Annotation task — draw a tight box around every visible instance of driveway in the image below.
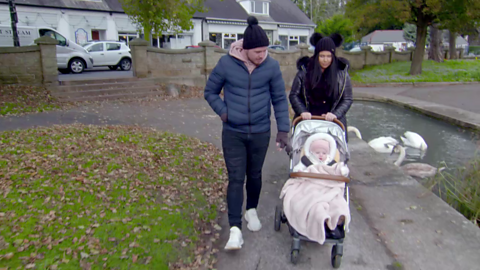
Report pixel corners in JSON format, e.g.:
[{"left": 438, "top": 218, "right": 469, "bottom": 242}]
[{"left": 58, "top": 67, "right": 133, "bottom": 82}]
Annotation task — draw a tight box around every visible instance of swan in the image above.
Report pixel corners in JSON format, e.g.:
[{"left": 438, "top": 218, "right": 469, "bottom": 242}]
[
  {"left": 368, "top": 136, "right": 399, "bottom": 153},
  {"left": 392, "top": 145, "right": 444, "bottom": 178},
  {"left": 347, "top": 126, "right": 362, "bottom": 139},
  {"left": 400, "top": 131, "right": 428, "bottom": 150}
]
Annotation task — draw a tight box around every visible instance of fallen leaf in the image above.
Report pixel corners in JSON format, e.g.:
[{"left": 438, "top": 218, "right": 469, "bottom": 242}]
[
  {"left": 132, "top": 254, "right": 138, "bottom": 263},
  {"left": 50, "top": 265, "right": 58, "bottom": 270},
  {"left": 80, "top": 252, "right": 89, "bottom": 259},
  {"left": 25, "top": 264, "right": 35, "bottom": 269},
  {"left": 4, "top": 252, "right": 14, "bottom": 260},
  {"left": 153, "top": 239, "right": 160, "bottom": 243}
]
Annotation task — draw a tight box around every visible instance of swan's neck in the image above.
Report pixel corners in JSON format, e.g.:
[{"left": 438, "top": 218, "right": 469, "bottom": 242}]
[
  {"left": 394, "top": 146, "right": 406, "bottom": 166},
  {"left": 348, "top": 127, "right": 362, "bottom": 139}
]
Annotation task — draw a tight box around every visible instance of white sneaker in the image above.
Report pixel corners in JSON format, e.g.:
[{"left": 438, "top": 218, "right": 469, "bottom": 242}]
[
  {"left": 245, "top": 208, "right": 262, "bottom": 232},
  {"left": 224, "top": 226, "right": 243, "bottom": 250}
]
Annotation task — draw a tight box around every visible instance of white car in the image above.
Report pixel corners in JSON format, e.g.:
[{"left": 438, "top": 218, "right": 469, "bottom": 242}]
[{"left": 83, "top": 41, "right": 132, "bottom": 71}]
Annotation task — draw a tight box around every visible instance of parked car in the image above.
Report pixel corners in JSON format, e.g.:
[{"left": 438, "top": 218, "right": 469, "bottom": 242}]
[
  {"left": 0, "top": 25, "right": 93, "bottom": 74},
  {"left": 268, "top": 45, "right": 286, "bottom": 51},
  {"left": 83, "top": 41, "right": 132, "bottom": 71}
]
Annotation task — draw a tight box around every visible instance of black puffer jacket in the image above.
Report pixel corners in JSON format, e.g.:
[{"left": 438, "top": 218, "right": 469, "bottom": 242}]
[{"left": 289, "top": 56, "right": 353, "bottom": 129}]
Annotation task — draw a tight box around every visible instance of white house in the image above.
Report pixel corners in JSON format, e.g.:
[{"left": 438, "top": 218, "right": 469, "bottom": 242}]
[
  {"left": 361, "top": 30, "right": 414, "bottom": 52},
  {"left": 0, "top": 0, "right": 315, "bottom": 50}
]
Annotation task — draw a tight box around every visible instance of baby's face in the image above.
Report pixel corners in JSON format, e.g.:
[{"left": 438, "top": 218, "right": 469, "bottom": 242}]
[{"left": 310, "top": 140, "right": 329, "bottom": 161}]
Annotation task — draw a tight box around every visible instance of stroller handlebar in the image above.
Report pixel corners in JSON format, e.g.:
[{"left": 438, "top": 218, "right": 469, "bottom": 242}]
[
  {"left": 292, "top": 116, "right": 345, "bottom": 131},
  {"left": 290, "top": 172, "right": 350, "bottom": 183}
]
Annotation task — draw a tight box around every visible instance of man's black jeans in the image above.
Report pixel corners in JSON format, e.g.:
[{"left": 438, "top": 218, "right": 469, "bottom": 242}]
[{"left": 222, "top": 129, "right": 270, "bottom": 229}]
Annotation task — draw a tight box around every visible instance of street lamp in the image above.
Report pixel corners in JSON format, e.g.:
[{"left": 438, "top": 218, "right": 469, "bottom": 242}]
[{"left": 8, "top": 0, "right": 20, "bottom": 47}]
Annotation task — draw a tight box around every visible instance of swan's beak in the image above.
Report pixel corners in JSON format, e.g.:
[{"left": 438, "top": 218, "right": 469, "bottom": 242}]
[{"left": 390, "top": 144, "right": 398, "bottom": 156}]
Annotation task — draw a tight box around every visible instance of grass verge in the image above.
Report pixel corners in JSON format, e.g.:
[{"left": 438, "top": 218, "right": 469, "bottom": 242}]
[
  {"left": 0, "top": 85, "right": 67, "bottom": 116},
  {"left": 0, "top": 124, "right": 226, "bottom": 269},
  {"left": 351, "top": 59, "right": 480, "bottom": 83},
  {"left": 428, "top": 157, "right": 480, "bottom": 226}
]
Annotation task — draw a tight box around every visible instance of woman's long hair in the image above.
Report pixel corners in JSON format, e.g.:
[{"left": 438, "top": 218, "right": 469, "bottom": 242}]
[{"left": 305, "top": 54, "right": 338, "bottom": 100}]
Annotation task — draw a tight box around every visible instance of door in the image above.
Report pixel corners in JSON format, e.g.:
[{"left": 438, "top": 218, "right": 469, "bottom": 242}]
[
  {"left": 91, "top": 30, "right": 100, "bottom": 41},
  {"left": 104, "top": 43, "right": 122, "bottom": 65},
  {"left": 87, "top": 43, "right": 105, "bottom": 66},
  {"left": 39, "top": 28, "right": 70, "bottom": 68}
]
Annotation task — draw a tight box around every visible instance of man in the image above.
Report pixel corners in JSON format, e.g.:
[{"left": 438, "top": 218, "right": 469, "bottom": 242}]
[{"left": 204, "top": 16, "right": 290, "bottom": 250}]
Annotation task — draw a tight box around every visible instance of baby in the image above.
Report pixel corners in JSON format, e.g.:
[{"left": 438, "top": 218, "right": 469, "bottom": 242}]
[{"left": 293, "top": 133, "right": 349, "bottom": 177}]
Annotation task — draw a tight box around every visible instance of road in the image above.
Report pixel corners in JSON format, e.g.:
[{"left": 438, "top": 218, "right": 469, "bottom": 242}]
[{"left": 58, "top": 67, "right": 133, "bottom": 82}]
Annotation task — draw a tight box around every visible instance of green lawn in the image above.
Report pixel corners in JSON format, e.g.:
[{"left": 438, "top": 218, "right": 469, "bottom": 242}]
[
  {"left": 351, "top": 59, "right": 480, "bottom": 83},
  {"left": 0, "top": 125, "right": 226, "bottom": 269}
]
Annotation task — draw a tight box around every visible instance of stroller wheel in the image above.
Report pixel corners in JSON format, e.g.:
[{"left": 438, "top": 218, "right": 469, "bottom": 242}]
[
  {"left": 290, "top": 249, "right": 299, "bottom": 264},
  {"left": 274, "top": 205, "right": 282, "bottom": 231},
  {"left": 331, "top": 245, "right": 342, "bottom": 268}
]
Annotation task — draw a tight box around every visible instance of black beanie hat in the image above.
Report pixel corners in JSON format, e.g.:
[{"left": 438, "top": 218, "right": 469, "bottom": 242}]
[
  {"left": 310, "top": 32, "right": 344, "bottom": 55},
  {"left": 243, "top": 16, "right": 270, "bottom": 50}
]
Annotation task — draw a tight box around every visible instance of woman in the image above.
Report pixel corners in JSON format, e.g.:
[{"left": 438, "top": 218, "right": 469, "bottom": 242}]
[{"left": 289, "top": 33, "right": 353, "bottom": 136}]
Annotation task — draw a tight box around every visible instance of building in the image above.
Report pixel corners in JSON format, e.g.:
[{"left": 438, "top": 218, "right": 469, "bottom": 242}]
[
  {"left": 0, "top": 0, "right": 315, "bottom": 50},
  {"left": 361, "top": 30, "right": 414, "bottom": 52},
  {"left": 361, "top": 29, "right": 469, "bottom": 52}
]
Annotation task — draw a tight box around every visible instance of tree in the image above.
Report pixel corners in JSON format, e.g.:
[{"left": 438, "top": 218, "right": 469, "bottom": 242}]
[
  {"left": 435, "top": 0, "right": 480, "bottom": 59},
  {"left": 316, "top": 14, "right": 355, "bottom": 44},
  {"left": 119, "top": 0, "right": 206, "bottom": 42},
  {"left": 428, "top": 23, "right": 444, "bottom": 62},
  {"left": 403, "top": 23, "right": 431, "bottom": 46}
]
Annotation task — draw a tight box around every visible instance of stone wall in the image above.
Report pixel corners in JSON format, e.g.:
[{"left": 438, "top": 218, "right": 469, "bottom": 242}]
[
  {"left": 129, "top": 39, "right": 467, "bottom": 89},
  {"left": 0, "top": 46, "right": 42, "bottom": 84},
  {"left": 0, "top": 36, "right": 58, "bottom": 85}
]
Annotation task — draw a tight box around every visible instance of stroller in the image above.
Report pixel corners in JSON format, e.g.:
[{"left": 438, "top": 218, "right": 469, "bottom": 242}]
[{"left": 274, "top": 116, "right": 350, "bottom": 268}]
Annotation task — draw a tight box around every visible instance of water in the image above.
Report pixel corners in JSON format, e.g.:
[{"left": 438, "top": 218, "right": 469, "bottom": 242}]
[{"left": 346, "top": 101, "right": 479, "bottom": 170}]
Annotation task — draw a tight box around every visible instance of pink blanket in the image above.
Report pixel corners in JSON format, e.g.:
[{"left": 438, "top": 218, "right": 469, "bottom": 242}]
[{"left": 280, "top": 163, "right": 351, "bottom": 244}]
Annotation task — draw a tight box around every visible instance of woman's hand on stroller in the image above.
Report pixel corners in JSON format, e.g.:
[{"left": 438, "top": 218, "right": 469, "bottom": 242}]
[
  {"left": 276, "top": 132, "right": 292, "bottom": 154},
  {"left": 301, "top": 112, "right": 312, "bottom": 120},
  {"left": 325, "top": 112, "right": 337, "bottom": 122}
]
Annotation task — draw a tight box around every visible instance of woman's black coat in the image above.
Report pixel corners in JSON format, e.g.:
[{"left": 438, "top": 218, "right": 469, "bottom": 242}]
[{"left": 289, "top": 56, "right": 353, "bottom": 129}]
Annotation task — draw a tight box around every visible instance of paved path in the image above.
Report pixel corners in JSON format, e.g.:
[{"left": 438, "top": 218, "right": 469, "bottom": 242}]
[{"left": 1, "top": 90, "right": 479, "bottom": 269}]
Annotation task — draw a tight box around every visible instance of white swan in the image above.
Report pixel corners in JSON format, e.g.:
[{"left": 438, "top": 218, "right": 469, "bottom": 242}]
[
  {"left": 347, "top": 126, "right": 362, "bottom": 139},
  {"left": 400, "top": 131, "right": 428, "bottom": 150},
  {"left": 368, "top": 136, "right": 399, "bottom": 153},
  {"left": 392, "top": 145, "right": 444, "bottom": 178}
]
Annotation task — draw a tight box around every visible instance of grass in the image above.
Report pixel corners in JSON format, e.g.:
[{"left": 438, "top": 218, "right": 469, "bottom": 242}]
[
  {"left": 350, "top": 59, "right": 480, "bottom": 83},
  {"left": 0, "top": 85, "right": 65, "bottom": 116},
  {"left": 428, "top": 157, "right": 480, "bottom": 226},
  {"left": 0, "top": 125, "right": 226, "bottom": 269}
]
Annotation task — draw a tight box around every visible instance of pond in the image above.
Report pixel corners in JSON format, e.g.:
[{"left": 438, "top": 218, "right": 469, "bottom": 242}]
[{"left": 346, "top": 101, "right": 479, "bottom": 170}]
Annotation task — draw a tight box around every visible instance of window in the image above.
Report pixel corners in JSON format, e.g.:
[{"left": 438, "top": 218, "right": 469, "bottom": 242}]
[
  {"left": 251, "top": 1, "right": 268, "bottom": 14},
  {"left": 39, "top": 29, "right": 67, "bottom": 46},
  {"left": 118, "top": 32, "right": 138, "bottom": 46},
  {"left": 209, "top": 33, "right": 222, "bottom": 47},
  {"left": 55, "top": 33, "right": 67, "bottom": 47},
  {"left": 300, "top": 36, "right": 308, "bottom": 45},
  {"left": 289, "top": 36, "right": 300, "bottom": 49},
  {"left": 279, "top": 35, "right": 288, "bottom": 49},
  {"left": 106, "top": 43, "right": 121, "bottom": 51},
  {"left": 88, "top": 43, "right": 104, "bottom": 52}
]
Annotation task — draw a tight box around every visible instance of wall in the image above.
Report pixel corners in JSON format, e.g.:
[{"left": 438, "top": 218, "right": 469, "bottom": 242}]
[
  {"left": 0, "top": 46, "right": 42, "bottom": 84},
  {"left": 0, "top": 37, "right": 58, "bottom": 85},
  {"left": 130, "top": 39, "right": 468, "bottom": 89}
]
